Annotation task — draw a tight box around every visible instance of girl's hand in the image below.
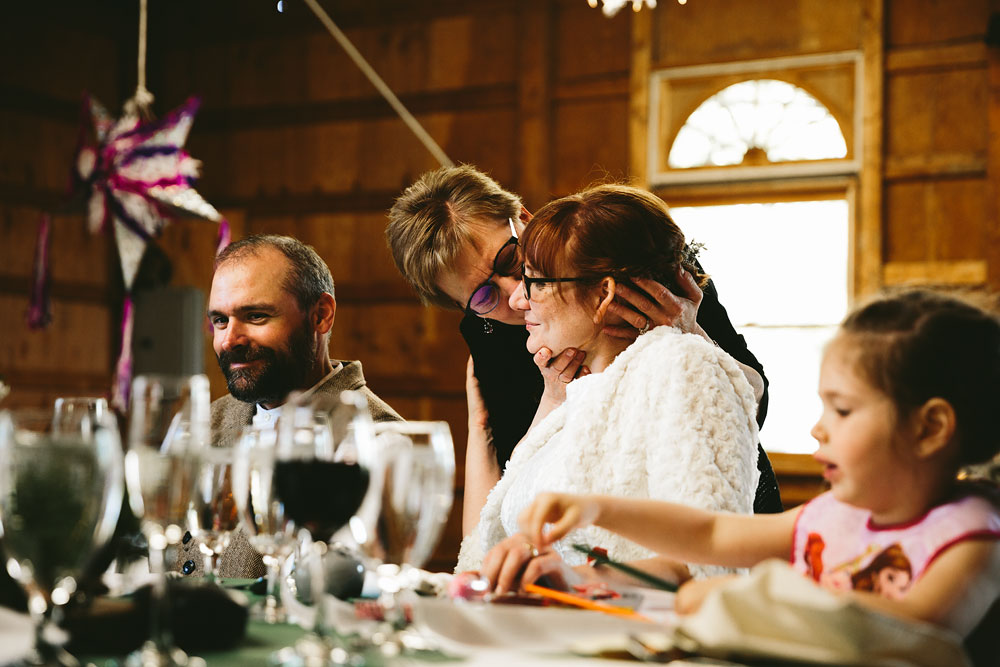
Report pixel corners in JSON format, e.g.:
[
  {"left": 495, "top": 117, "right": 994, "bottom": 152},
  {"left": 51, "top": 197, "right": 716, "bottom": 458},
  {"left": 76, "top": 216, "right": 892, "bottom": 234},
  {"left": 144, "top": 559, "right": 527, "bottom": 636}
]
[
  {"left": 674, "top": 574, "right": 739, "bottom": 615},
  {"left": 518, "top": 492, "right": 600, "bottom": 548},
  {"left": 535, "top": 347, "right": 589, "bottom": 403},
  {"left": 604, "top": 269, "right": 706, "bottom": 341},
  {"left": 480, "top": 533, "right": 573, "bottom": 595}
]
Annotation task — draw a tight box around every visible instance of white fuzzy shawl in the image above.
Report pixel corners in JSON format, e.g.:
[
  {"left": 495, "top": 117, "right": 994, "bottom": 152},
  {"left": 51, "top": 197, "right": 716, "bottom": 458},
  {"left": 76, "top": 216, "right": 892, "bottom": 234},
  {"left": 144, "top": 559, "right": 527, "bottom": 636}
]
[{"left": 456, "top": 326, "right": 760, "bottom": 579}]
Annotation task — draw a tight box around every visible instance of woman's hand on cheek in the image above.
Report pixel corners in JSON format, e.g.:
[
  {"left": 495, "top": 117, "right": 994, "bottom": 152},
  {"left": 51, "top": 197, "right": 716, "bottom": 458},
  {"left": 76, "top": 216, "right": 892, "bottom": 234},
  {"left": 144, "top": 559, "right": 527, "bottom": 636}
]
[
  {"left": 535, "top": 347, "right": 589, "bottom": 401},
  {"left": 674, "top": 574, "right": 739, "bottom": 615},
  {"left": 603, "top": 269, "right": 706, "bottom": 340}
]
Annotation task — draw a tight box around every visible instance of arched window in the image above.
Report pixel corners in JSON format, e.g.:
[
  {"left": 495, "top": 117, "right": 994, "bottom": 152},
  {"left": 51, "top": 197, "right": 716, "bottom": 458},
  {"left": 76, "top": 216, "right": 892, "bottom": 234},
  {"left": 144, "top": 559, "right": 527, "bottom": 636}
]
[{"left": 668, "top": 79, "right": 847, "bottom": 169}]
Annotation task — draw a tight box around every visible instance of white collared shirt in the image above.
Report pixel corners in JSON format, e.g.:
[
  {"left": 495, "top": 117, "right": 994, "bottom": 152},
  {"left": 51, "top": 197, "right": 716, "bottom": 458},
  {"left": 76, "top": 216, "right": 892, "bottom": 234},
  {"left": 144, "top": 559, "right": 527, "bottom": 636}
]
[{"left": 250, "top": 362, "right": 344, "bottom": 429}]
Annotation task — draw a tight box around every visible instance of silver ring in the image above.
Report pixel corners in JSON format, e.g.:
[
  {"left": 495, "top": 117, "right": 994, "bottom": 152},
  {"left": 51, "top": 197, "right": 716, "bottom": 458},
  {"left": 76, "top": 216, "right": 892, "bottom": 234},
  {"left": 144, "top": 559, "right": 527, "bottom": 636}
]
[{"left": 639, "top": 318, "right": 651, "bottom": 335}]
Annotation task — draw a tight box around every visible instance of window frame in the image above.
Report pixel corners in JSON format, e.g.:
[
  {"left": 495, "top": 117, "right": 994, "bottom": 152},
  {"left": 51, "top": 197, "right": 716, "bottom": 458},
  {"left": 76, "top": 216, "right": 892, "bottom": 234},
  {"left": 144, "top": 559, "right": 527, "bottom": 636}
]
[{"left": 647, "top": 51, "right": 864, "bottom": 187}]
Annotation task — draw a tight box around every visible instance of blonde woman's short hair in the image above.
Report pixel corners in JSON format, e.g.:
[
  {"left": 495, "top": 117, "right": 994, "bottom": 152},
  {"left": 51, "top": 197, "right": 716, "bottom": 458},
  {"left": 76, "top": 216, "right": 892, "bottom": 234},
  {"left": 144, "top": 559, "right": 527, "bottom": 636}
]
[{"left": 386, "top": 165, "right": 522, "bottom": 309}]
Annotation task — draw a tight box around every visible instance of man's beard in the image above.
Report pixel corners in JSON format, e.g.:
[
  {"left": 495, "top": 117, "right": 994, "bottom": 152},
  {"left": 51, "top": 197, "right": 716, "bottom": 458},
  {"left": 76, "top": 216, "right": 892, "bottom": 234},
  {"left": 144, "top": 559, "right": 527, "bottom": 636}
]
[{"left": 217, "top": 323, "right": 317, "bottom": 405}]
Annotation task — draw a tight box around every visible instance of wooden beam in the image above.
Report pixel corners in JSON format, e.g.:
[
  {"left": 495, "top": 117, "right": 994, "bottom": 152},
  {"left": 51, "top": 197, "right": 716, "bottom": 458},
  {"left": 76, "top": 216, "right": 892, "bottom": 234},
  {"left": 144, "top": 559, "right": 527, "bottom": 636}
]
[
  {"left": 857, "top": 0, "right": 885, "bottom": 299},
  {"left": 882, "top": 260, "right": 988, "bottom": 286},
  {"left": 0, "top": 275, "right": 111, "bottom": 305},
  {"left": 215, "top": 189, "right": 400, "bottom": 216},
  {"left": 886, "top": 41, "right": 988, "bottom": 73},
  {"left": 655, "top": 176, "right": 851, "bottom": 208},
  {"left": 196, "top": 85, "right": 517, "bottom": 132},
  {"left": 333, "top": 281, "right": 420, "bottom": 305},
  {"left": 2, "top": 369, "right": 111, "bottom": 394},
  {"left": 552, "top": 74, "right": 630, "bottom": 103},
  {"left": 629, "top": 7, "right": 653, "bottom": 186},
  {"left": 884, "top": 154, "right": 987, "bottom": 181}
]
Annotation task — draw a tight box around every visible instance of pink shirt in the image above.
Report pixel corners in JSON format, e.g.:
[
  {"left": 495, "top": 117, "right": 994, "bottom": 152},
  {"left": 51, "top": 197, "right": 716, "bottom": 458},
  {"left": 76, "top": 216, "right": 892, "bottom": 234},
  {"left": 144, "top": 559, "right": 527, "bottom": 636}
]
[{"left": 791, "top": 489, "right": 1000, "bottom": 599}]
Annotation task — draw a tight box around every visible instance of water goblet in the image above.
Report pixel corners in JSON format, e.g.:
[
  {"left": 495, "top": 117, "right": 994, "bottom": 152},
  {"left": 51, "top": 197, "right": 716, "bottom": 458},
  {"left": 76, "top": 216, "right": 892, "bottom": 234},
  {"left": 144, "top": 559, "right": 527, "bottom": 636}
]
[
  {"left": 0, "top": 406, "right": 123, "bottom": 666},
  {"left": 231, "top": 424, "right": 296, "bottom": 622},
  {"left": 269, "top": 390, "right": 375, "bottom": 666},
  {"left": 53, "top": 397, "right": 111, "bottom": 426},
  {"left": 190, "top": 444, "right": 240, "bottom": 583},
  {"left": 124, "top": 374, "right": 209, "bottom": 667},
  {"left": 351, "top": 421, "right": 455, "bottom": 628}
]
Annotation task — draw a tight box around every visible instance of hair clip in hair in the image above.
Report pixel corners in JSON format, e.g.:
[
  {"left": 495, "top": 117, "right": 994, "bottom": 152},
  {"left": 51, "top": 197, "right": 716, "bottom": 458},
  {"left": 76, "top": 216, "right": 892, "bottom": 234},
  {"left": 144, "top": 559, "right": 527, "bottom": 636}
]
[{"left": 482, "top": 319, "right": 493, "bottom": 334}]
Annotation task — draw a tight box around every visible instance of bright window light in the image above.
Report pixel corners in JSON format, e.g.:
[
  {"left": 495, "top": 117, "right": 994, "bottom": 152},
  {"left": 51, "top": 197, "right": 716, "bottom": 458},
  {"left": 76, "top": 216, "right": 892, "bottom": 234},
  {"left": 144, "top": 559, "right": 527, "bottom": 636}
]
[{"left": 671, "top": 201, "right": 849, "bottom": 454}]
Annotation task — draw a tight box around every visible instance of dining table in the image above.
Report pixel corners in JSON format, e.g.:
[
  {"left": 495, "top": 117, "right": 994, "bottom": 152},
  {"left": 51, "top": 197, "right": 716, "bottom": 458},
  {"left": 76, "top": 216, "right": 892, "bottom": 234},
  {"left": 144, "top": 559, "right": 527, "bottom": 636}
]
[{"left": 61, "top": 577, "right": 706, "bottom": 667}]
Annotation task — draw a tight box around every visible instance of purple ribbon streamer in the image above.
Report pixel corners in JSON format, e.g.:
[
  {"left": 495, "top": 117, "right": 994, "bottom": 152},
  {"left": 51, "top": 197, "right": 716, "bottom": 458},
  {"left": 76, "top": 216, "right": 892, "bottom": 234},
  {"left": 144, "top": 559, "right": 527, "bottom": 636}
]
[
  {"left": 111, "top": 295, "right": 135, "bottom": 412},
  {"left": 27, "top": 214, "right": 53, "bottom": 330}
]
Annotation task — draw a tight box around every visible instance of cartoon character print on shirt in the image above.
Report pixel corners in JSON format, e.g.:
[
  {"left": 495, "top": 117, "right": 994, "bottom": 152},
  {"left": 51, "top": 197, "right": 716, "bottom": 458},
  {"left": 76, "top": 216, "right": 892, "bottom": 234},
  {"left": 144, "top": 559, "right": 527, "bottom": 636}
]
[{"left": 802, "top": 534, "right": 914, "bottom": 600}]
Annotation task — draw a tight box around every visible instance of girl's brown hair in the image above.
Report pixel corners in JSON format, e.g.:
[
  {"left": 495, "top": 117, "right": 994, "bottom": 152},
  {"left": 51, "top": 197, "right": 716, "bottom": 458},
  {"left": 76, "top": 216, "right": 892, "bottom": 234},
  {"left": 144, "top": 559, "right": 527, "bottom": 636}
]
[{"left": 841, "top": 290, "right": 1000, "bottom": 466}]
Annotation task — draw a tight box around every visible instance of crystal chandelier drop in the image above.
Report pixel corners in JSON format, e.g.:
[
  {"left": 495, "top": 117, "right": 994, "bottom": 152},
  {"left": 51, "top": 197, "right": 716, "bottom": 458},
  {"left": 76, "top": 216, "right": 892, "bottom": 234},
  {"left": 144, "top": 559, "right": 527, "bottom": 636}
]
[{"left": 587, "top": 0, "right": 662, "bottom": 17}]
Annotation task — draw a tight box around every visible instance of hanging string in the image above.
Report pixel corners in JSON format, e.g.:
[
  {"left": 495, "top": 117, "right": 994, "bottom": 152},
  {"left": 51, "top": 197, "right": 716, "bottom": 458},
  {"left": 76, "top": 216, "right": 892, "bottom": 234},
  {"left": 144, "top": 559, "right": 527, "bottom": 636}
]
[
  {"left": 302, "top": 0, "right": 454, "bottom": 168},
  {"left": 125, "top": 0, "right": 155, "bottom": 117}
]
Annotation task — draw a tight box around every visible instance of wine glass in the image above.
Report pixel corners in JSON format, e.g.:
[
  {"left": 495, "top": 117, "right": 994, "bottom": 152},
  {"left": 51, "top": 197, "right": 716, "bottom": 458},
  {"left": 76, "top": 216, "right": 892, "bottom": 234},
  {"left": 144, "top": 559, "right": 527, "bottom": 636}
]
[
  {"left": 0, "top": 406, "right": 123, "bottom": 666},
  {"left": 53, "top": 397, "right": 111, "bottom": 425},
  {"left": 269, "top": 390, "right": 376, "bottom": 666},
  {"left": 350, "top": 421, "right": 455, "bottom": 627},
  {"left": 190, "top": 444, "right": 240, "bottom": 583},
  {"left": 231, "top": 424, "right": 295, "bottom": 622},
  {"left": 124, "top": 374, "right": 209, "bottom": 667}
]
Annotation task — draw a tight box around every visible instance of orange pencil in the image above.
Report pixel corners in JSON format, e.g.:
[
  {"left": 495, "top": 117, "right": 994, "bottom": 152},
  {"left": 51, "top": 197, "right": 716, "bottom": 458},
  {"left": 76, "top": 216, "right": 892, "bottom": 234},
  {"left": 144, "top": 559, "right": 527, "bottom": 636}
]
[{"left": 524, "top": 583, "right": 653, "bottom": 622}]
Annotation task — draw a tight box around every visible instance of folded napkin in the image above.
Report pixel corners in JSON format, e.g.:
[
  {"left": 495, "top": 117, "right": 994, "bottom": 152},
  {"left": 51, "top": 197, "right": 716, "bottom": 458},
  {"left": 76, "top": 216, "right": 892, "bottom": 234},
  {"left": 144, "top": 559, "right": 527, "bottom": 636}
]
[{"left": 674, "top": 559, "right": 969, "bottom": 667}]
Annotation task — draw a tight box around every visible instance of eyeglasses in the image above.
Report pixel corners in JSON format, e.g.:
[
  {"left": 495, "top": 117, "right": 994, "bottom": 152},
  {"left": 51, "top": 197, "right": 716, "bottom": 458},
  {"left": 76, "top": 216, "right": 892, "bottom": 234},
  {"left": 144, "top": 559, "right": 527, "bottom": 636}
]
[
  {"left": 464, "top": 218, "right": 521, "bottom": 316},
  {"left": 520, "top": 264, "right": 592, "bottom": 301}
]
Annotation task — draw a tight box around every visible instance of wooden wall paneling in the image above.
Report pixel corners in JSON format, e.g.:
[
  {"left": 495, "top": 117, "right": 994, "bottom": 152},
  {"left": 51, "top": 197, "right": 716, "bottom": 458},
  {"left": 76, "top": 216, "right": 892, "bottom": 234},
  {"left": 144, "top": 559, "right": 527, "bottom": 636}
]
[
  {"left": 988, "top": 7, "right": 1000, "bottom": 290},
  {"left": 769, "top": 453, "right": 827, "bottom": 509},
  {"left": 1, "top": 20, "right": 121, "bottom": 104},
  {"left": 629, "top": 7, "right": 652, "bottom": 185},
  {"left": 441, "top": 110, "right": 519, "bottom": 182},
  {"left": 885, "top": 67, "right": 988, "bottom": 179},
  {"left": 887, "top": 0, "right": 990, "bottom": 48},
  {"left": 0, "top": 113, "right": 80, "bottom": 193},
  {"left": 551, "top": 98, "right": 630, "bottom": 195},
  {"left": 652, "top": 0, "right": 862, "bottom": 68},
  {"left": 515, "top": 0, "right": 555, "bottom": 211},
  {"left": 884, "top": 178, "right": 989, "bottom": 265},
  {"left": 0, "top": 294, "right": 112, "bottom": 392},
  {"left": 554, "top": 1, "right": 631, "bottom": 83},
  {"left": 857, "top": 0, "right": 885, "bottom": 298}
]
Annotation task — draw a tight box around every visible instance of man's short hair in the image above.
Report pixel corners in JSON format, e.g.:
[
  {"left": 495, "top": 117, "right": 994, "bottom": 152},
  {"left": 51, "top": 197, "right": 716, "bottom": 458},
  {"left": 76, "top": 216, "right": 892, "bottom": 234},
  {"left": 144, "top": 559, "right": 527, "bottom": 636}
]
[
  {"left": 215, "top": 234, "right": 334, "bottom": 310},
  {"left": 386, "top": 165, "right": 522, "bottom": 309}
]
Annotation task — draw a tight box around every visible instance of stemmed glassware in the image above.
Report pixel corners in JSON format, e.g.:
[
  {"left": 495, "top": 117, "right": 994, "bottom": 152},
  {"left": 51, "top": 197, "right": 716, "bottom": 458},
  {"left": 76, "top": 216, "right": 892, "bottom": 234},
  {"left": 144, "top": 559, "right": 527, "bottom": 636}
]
[
  {"left": 190, "top": 444, "right": 240, "bottom": 582},
  {"left": 351, "top": 421, "right": 455, "bottom": 627},
  {"left": 268, "top": 390, "right": 376, "bottom": 666},
  {"left": 124, "top": 374, "right": 210, "bottom": 667},
  {"left": 0, "top": 404, "right": 123, "bottom": 666},
  {"left": 231, "top": 424, "right": 294, "bottom": 623}
]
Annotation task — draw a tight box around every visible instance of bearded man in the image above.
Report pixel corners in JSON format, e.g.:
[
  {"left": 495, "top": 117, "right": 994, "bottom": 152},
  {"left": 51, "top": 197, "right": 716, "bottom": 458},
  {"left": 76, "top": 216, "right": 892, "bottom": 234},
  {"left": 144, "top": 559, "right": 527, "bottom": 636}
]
[
  {"left": 182, "top": 234, "right": 401, "bottom": 579},
  {"left": 208, "top": 234, "right": 401, "bottom": 441}
]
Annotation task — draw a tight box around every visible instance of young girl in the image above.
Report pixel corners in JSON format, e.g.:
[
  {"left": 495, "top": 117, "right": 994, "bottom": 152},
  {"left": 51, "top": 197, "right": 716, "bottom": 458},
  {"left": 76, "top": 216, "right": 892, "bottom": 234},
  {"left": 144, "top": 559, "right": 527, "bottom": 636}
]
[{"left": 518, "top": 290, "right": 1000, "bottom": 660}]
